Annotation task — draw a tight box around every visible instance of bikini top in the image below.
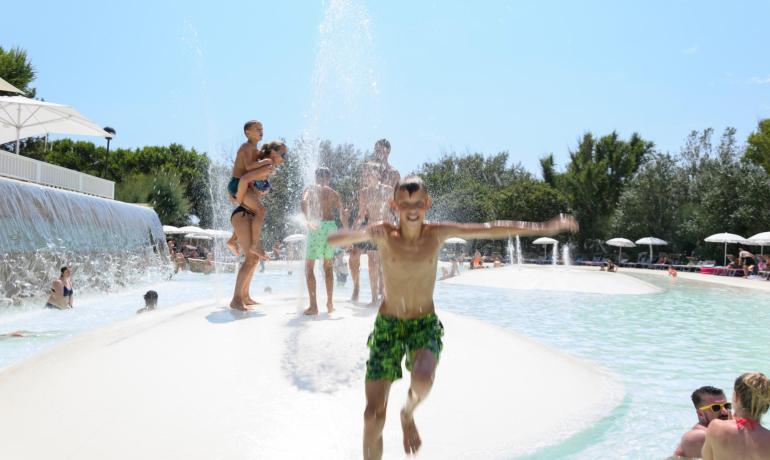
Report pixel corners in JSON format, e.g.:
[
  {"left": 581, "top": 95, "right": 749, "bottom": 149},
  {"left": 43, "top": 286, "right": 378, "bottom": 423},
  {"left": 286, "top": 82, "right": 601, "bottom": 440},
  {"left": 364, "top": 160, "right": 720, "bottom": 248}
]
[
  {"left": 736, "top": 417, "right": 758, "bottom": 431},
  {"left": 53, "top": 282, "right": 73, "bottom": 297}
]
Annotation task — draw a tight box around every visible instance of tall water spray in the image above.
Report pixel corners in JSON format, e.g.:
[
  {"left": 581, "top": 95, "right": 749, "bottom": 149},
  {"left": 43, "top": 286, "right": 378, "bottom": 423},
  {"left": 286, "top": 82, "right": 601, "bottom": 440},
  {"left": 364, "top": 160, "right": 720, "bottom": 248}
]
[
  {"left": 299, "top": 0, "right": 380, "bottom": 190},
  {"left": 507, "top": 237, "right": 514, "bottom": 266},
  {"left": 552, "top": 242, "right": 559, "bottom": 266},
  {"left": 562, "top": 244, "right": 571, "bottom": 267},
  {"left": 515, "top": 235, "right": 523, "bottom": 265}
]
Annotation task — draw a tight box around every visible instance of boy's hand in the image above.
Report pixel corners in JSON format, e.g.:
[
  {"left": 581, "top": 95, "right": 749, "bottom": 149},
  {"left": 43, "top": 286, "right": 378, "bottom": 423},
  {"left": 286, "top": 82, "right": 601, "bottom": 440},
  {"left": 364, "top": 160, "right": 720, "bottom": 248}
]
[
  {"left": 307, "top": 221, "right": 318, "bottom": 231},
  {"left": 546, "top": 214, "right": 579, "bottom": 234}
]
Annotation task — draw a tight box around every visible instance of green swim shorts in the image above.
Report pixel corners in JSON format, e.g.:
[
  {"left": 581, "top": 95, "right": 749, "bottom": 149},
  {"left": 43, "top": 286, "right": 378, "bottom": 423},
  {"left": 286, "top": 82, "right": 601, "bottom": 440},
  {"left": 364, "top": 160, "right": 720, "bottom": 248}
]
[
  {"left": 306, "top": 220, "right": 337, "bottom": 260},
  {"left": 365, "top": 313, "right": 444, "bottom": 381}
]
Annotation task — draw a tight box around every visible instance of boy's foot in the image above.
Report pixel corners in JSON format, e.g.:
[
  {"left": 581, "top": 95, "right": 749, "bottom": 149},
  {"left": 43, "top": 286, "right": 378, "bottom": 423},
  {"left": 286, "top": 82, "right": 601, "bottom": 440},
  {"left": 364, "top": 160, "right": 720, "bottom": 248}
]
[
  {"left": 326, "top": 303, "right": 335, "bottom": 314},
  {"left": 401, "top": 409, "right": 422, "bottom": 455},
  {"left": 350, "top": 286, "right": 359, "bottom": 302},
  {"left": 303, "top": 307, "right": 319, "bottom": 315},
  {"left": 226, "top": 240, "right": 240, "bottom": 257},
  {"left": 244, "top": 297, "right": 260, "bottom": 306}
]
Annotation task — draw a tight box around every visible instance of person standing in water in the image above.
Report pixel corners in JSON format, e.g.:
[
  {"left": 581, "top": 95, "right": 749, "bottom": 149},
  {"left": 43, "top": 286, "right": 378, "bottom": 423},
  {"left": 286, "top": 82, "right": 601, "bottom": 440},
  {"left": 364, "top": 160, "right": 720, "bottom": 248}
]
[
  {"left": 327, "top": 176, "right": 577, "bottom": 459},
  {"left": 301, "top": 167, "right": 347, "bottom": 315}
]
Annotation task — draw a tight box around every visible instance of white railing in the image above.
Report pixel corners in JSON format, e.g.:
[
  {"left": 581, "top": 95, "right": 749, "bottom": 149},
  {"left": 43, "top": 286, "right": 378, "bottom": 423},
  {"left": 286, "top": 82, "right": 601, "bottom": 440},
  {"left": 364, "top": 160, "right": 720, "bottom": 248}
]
[{"left": 0, "top": 149, "right": 114, "bottom": 199}]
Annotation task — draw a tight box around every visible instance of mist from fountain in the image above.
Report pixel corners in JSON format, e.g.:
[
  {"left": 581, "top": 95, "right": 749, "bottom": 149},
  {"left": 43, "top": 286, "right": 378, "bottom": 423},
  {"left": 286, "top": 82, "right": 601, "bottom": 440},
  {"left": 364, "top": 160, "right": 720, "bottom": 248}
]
[
  {"left": 515, "top": 235, "right": 523, "bottom": 265},
  {"left": 562, "top": 244, "right": 571, "bottom": 267},
  {"left": 552, "top": 242, "right": 559, "bottom": 267}
]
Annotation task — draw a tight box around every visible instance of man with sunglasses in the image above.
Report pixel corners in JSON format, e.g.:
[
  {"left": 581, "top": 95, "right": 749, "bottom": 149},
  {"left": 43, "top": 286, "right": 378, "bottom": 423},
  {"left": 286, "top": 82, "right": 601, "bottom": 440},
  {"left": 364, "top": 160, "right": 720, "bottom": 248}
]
[{"left": 675, "top": 386, "right": 733, "bottom": 458}]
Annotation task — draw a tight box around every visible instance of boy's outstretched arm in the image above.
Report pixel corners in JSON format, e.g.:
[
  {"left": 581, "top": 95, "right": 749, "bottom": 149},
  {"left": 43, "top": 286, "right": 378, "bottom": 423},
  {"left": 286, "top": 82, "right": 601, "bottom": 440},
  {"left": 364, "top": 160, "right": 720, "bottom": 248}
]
[
  {"left": 328, "top": 224, "right": 380, "bottom": 247},
  {"left": 437, "top": 214, "right": 578, "bottom": 241}
]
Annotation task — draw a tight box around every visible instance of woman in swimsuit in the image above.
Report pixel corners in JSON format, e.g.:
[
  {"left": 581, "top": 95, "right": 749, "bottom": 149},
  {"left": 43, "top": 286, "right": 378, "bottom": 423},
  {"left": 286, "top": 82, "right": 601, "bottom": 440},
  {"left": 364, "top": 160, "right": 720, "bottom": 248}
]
[
  {"left": 229, "top": 142, "right": 287, "bottom": 311},
  {"left": 45, "top": 266, "right": 73, "bottom": 309},
  {"left": 702, "top": 372, "right": 770, "bottom": 459}
]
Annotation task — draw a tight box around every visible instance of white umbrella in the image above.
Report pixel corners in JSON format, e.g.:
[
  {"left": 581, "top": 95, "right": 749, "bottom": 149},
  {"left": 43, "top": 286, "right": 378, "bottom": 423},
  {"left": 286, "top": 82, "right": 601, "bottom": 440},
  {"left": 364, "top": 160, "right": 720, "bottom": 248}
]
[
  {"left": 444, "top": 237, "right": 467, "bottom": 245},
  {"left": 203, "top": 229, "right": 233, "bottom": 239},
  {"left": 0, "top": 96, "right": 111, "bottom": 154},
  {"left": 634, "top": 237, "right": 668, "bottom": 263},
  {"left": 0, "top": 77, "right": 24, "bottom": 95},
  {"left": 283, "top": 234, "right": 306, "bottom": 243},
  {"left": 532, "top": 237, "right": 558, "bottom": 258},
  {"left": 184, "top": 233, "right": 213, "bottom": 240},
  {"left": 162, "top": 225, "right": 186, "bottom": 234},
  {"left": 606, "top": 238, "right": 636, "bottom": 262},
  {"left": 704, "top": 233, "right": 747, "bottom": 266},
  {"left": 748, "top": 232, "right": 770, "bottom": 256},
  {"left": 177, "top": 225, "right": 204, "bottom": 234}
]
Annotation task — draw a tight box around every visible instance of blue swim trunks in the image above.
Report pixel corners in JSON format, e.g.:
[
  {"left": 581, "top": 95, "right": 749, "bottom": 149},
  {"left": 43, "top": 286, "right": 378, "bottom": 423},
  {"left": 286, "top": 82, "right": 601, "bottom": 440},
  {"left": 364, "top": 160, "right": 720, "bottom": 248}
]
[{"left": 227, "top": 177, "right": 239, "bottom": 198}]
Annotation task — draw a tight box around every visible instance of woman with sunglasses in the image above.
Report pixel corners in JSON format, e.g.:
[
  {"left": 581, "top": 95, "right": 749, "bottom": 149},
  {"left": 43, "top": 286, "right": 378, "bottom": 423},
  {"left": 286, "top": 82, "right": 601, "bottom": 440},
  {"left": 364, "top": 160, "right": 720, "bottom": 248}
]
[{"left": 702, "top": 372, "right": 770, "bottom": 460}]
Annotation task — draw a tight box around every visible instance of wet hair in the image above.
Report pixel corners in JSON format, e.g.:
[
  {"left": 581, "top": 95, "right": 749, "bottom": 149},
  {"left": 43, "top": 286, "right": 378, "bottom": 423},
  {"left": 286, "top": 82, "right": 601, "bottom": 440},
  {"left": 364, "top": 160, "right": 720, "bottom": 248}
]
[
  {"left": 243, "top": 120, "right": 261, "bottom": 132},
  {"left": 393, "top": 175, "right": 428, "bottom": 199},
  {"left": 315, "top": 166, "right": 332, "bottom": 182},
  {"left": 257, "top": 141, "right": 285, "bottom": 160},
  {"left": 691, "top": 386, "right": 725, "bottom": 408},
  {"left": 734, "top": 372, "right": 770, "bottom": 420},
  {"left": 60, "top": 266, "right": 68, "bottom": 275},
  {"left": 143, "top": 290, "right": 159, "bottom": 302}
]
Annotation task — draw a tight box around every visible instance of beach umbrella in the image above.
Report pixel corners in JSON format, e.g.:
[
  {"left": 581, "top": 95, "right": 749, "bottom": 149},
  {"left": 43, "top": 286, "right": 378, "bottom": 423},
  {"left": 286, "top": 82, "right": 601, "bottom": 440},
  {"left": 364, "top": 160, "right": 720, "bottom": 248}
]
[
  {"left": 162, "top": 225, "right": 186, "bottom": 235},
  {"left": 184, "top": 233, "right": 213, "bottom": 240},
  {"left": 606, "top": 238, "right": 636, "bottom": 262},
  {"left": 444, "top": 237, "right": 467, "bottom": 245},
  {"left": 532, "top": 237, "right": 558, "bottom": 258},
  {"left": 203, "top": 229, "right": 232, "bottom": 239},
  {"left": 283, "top": 234, "right": 306, "bottom": 243},
  {"left": 704, "top": 233, "right": 747, "bottom": 266},
  {"left": 177, "top": 225, "right": 204, "bottom": 234},
  {"left": 748, "top": 232, "right": 770, "bottom": 256},
  {"left": 0, "top": 96, "right": 111, "bottom": 154},
  {"left": 634, "top": 237, "right": 667, "bottom": 263},
  {"left": 0, "top": 77, "right": 24, "bottom": 95}
]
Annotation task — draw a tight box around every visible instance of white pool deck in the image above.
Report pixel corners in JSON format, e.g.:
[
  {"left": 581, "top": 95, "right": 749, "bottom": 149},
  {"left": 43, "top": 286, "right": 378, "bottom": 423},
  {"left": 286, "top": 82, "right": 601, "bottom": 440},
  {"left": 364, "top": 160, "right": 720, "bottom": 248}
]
[{"left": 0, "top": 276, "right": 623, "bottom": 459}]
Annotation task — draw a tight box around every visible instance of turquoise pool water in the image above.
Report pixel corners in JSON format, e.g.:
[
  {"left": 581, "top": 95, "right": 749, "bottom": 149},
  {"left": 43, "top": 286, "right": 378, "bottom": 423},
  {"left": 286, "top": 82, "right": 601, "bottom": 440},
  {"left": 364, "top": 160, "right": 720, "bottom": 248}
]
[
  {"left": 436, "top": 274, "right": 770, "bottom": 459},
  {"left": 1, "top": 265, "right": 768, "bottom": 458}
]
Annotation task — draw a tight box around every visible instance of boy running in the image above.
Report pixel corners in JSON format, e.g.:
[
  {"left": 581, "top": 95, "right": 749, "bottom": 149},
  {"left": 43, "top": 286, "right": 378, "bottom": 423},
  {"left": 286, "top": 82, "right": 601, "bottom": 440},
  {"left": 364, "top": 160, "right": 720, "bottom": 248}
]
[{"left": 327, "top": 176, "right": 577, "bottom": 459}]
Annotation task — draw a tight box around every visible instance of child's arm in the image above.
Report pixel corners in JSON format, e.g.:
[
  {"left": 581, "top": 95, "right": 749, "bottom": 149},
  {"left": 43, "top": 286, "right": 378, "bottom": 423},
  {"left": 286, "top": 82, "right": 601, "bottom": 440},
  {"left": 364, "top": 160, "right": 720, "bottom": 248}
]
[
  {"left": 328, "top": 223, "right": 387, "bottom": 247},
  {"left": 300, "top": 187, "right": 313, "bottom": 229},
  {"left": 435, "top": 214, "right": 578, "bottom": 241},
  {"left": 244, "top": 157, "right": 272, "bottom": 172}
]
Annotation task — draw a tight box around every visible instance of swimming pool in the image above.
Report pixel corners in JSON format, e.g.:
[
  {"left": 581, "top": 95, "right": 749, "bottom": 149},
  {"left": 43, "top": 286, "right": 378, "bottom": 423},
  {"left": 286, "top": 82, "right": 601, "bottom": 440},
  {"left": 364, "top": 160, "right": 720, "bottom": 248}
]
[{"left": 1, "top": 264, "right": 767, "bottom": 458}]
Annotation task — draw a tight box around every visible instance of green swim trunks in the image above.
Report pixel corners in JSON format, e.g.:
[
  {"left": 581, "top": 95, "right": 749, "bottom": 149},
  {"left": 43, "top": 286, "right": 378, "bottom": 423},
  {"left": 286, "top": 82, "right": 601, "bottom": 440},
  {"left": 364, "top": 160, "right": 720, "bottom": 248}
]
[
  {"left": 306, "top": 220, "right": 337, "bottom": 260},
  {"left": 365, "top": 313, "right": 444, "bottom": 381}
]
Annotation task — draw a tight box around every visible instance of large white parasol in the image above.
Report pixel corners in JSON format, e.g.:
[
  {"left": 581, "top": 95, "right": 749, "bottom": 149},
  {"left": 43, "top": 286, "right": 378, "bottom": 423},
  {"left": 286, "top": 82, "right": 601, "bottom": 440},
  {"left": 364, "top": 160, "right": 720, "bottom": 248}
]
[
  {"left": 532, "top": 237, "right": 558, "bottom": 258},
  {"left": 634, "top": 237, "right": 668, "bottom": 263},
  {"left": 704, "top": 233, "right": 747, "bottom": 266},
  {"left": 606, "top": 238, "right": 636, "bottom": 262}
]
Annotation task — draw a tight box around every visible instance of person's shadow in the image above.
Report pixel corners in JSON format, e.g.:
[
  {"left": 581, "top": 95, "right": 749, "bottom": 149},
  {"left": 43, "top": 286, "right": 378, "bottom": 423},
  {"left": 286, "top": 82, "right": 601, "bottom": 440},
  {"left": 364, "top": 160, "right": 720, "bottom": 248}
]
[{"left": 206, "top": 308, "right": 265, "bottom": 324}]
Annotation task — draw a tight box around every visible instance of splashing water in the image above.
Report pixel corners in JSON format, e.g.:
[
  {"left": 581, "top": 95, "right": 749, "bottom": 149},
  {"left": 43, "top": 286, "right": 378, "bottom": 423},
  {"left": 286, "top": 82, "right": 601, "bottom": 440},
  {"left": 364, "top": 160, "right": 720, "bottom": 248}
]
[
  {"left": 507, "top": 237, "right": 514, "bottom": 266},
  {"left": 562, "top": 244, "right": 571, "bottom": 267},
  {"left": 552, "top": 242, "right": 559, "bottom": 267},
  {"left": 515, "top": 235, "right": 523, "bottom": 265},
  {"left": 0, "top": 178, "right": 170, "bottom": 307}
]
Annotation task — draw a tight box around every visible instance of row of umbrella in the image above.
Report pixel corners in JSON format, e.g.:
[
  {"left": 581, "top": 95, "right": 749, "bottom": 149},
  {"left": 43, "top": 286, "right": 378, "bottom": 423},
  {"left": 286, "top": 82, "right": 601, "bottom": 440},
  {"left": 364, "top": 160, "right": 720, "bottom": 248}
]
[{"left": 606, "top": 233, "right": 770, "bottom": 266}]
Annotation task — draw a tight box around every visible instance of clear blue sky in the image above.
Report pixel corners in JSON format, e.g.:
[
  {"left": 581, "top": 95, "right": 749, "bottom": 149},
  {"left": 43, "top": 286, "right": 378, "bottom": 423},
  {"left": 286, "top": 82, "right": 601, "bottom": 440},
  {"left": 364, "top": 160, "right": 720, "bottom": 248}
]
[{"left": 2, "top": 0, "right": 769, "bottom": 176}]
